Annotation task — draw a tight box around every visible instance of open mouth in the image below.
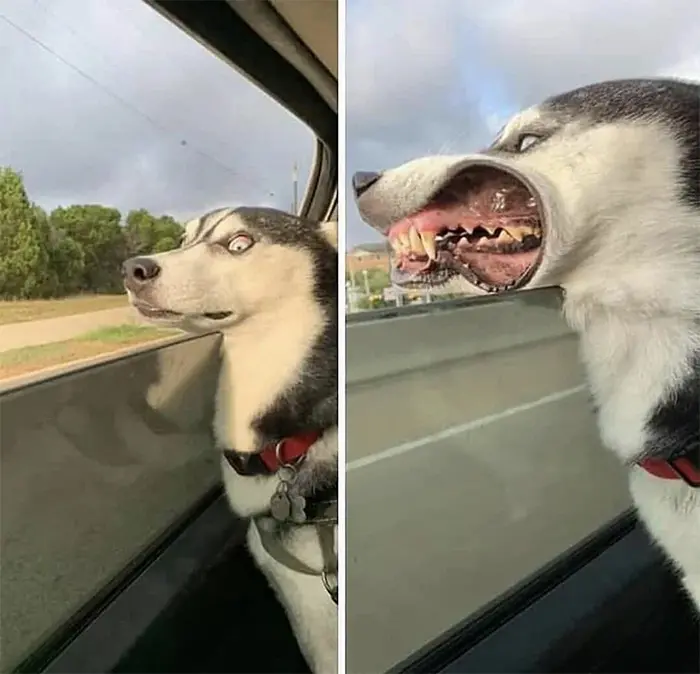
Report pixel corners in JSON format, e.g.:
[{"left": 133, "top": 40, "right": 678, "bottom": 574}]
[
  {"left": 132, "top": 301, "right": 232, "bottom": 321},
  {"left": 386, "top": 166, "right": 545, "bottom": 293}
]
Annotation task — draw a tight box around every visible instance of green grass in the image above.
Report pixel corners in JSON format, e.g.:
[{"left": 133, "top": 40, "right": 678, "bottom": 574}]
[
  {"left": 81, "top": 324, "right": 168, "bottom": 342},
  {"left": 0, "top": 324, "right": 178, "bottom": 379}
]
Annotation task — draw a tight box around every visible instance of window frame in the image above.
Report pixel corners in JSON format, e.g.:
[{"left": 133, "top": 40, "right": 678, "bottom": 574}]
[
  {"left": 144, "top": 0, "right": 337, "bottom": 224},
  {"left": 387, "top": 510, "right": 699, "bottom": 673}
]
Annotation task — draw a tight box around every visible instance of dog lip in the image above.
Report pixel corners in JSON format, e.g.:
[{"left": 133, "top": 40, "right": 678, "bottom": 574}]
[
  {"left": 131, "top": 300, "right": 232, "bottom": 321},
  {"left": 132, "top": 300, "right": 181, "bottom": 317}
]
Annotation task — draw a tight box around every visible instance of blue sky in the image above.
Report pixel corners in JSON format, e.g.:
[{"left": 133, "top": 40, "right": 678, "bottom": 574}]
[{"left": 346, "top": 0, "right": 700, "bottom": 246}]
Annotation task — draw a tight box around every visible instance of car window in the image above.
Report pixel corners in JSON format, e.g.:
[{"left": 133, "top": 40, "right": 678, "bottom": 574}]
[
  {"left": 344, "top": 1, "right": 696, "bottom": 671},
  {"left": 0, "top": 1, "right": 314, "bottom": 669}
]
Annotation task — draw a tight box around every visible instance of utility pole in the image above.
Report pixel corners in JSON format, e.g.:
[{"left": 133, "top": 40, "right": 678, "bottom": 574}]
[
  {"left": 292, "top": 162, "right": 299, "bottom": 213},
  {"left": 362, "top": 269, "right": 371, "bottom": 297}
]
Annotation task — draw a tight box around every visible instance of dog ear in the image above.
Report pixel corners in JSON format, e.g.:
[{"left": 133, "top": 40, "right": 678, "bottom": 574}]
[{"left": 319, "top": 220, "right": 338, "bottom": 250}]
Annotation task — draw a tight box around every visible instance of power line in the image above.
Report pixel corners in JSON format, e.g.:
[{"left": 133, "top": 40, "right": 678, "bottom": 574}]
[{"left": 0, "top": 7, "right": 276, "bottom": 198}]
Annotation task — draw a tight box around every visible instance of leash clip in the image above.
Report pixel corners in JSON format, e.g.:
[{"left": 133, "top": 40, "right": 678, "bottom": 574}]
[{"left": 322, "top": 569, "right": 338, "bottom": 605}]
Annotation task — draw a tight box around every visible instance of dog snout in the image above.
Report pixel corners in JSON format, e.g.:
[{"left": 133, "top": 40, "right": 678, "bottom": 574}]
[
  {"left": 352, "top": 171, "right": 381, "bottom": 200},
  {"left": 122, "top": 256, "right": 161, "bottom": 291}
]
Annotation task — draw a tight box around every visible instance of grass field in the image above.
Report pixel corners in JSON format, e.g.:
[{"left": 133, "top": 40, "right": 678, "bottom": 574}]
[
  {"left": 0, "top": 295, "right": 128, "bottom": 325},
  {"left": 0, "top": 324, "right": 178, "bottom": 380}
]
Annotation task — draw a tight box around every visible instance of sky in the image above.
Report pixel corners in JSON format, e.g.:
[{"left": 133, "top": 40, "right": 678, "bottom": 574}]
[
  {"left": 3, "top": 1, "right": 699, "bottom": 242},
  {"left": 0, "top": 0, "right": 314, "bottom": 223},
  {"left": 346, "top": 0, "right": 700, "bottom": 246}
]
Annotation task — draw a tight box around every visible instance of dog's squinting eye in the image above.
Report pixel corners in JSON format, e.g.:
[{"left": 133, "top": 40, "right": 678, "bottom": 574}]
[
  {"left": 515, "top": 134, "right": 542, "bottom": 152},
  {"left": 227, "top": 234, "right": 254, "bottom": 254}
]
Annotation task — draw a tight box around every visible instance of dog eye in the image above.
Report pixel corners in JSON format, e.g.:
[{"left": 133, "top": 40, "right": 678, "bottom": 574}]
[
  {"left": 516, "top": 134, "right": 541, "bottom": 152},
  {"left": 227, "top": 234, "right": 254, "bottom": 254}
]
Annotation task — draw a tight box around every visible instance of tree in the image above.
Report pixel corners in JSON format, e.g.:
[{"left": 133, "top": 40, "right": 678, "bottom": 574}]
[
  {"left": 1, "top": 165, "right": 184, "bottom": 298},
  {"left": 364, "top": 268, "right": 391, "bottom": 293},
  {"left": 50, "top": 204, "right": 127, "bottom": 293},
  {"left": 124, "top": 209, "right": 182, "bottom": 256},
  {"left": 0, "top": 167, "right": 53, "bottom": 299},
  {"left": 47, "top": 228, "right": 86, "bottom": 296},
  {"left": 346, "top": 268, "right": 391, "bottom": 294}
]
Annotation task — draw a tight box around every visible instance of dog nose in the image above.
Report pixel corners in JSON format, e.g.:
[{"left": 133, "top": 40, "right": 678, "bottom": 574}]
[
  {"left": 121, "top": 257, "right": 161, "bottom": 287},
  {"left": 352, "top": 171, "right": 381, "bottom": 199}
]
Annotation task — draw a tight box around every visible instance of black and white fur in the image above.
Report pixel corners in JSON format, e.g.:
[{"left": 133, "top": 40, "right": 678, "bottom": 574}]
[
  {"left": 354, "top": 79, "right": 700, "bottom": 610},
  {"left": 123, "top": 206, "right": 339, "bottom": 673}
]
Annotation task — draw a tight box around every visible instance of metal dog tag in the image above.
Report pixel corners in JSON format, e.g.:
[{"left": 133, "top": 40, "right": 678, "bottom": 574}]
[
  {"left": 269, "top": 460, "right": 308, "bottom": 524},
  {"left": 270, "top": 488, "right": 292, "bottom": 522},
  {"left": 289, "top": 493, "right": 307, "bottom": 524}
]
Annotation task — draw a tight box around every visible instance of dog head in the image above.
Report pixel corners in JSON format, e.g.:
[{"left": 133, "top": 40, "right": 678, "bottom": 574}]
[
  {"left": 354, "top": 78, "right": 700, "bottom": 318},
  {"left": 122, "top": 206, "right": 338, "bottom": 333}
]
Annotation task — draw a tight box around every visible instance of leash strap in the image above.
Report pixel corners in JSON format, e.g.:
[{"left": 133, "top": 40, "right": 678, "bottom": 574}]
[
  {"left": 317, "top": 521, "right": 338, "bottom": 604},
  {"left": 255, "top": 517, "right": 323, "bottom": 576},
  {"left": 254, "top": 515, "right": 339, "bottom": 605}
]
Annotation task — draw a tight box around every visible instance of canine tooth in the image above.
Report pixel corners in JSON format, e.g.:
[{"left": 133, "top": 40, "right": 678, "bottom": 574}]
[
  {"left": 508, "top": 226, "right": 534, "bottom": 242},
  {"left": 389, "top": 237, "right": 401, "bottom": 253},
  {"left": 397, "top": 233, "right": 410, "bottom": 252},
  {"left": 408, "top": 226, "right": 425, "bottom": 254},
  {"left": 419, "top": 231, "right": 437, "bottom": 259}
]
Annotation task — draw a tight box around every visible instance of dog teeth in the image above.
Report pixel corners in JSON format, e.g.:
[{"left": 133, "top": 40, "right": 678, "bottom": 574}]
[
  {"left": 419, "top": 231, "right": 437, "bottom": 260},
  {"left": 397, "top": 233, "right": 410, "bottom": 252},
  {"left": 507, "top": 226, "right": 534, "bottom": 242},
  {"left": 495, "top": 229, "right": 514, "bottom": 243},
  {"left": 408, "top": 226, "right": 425, "bottom": 255}
]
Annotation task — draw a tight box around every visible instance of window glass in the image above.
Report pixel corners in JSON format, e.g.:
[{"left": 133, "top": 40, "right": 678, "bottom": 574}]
[
  {"left": 345, "top": 0, "right": 698, "bottom": 671},
  {"left": 0, "top": 0, "right": 313, "bottom": 668}
]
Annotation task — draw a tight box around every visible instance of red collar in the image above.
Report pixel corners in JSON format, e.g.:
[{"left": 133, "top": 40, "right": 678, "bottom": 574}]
[
  {"left": 637, "top": 456, "right": 700, "bottom": 488},
  {"left": 223, "top": 430, "right": 322, "bottom": 476},
  {"left": 259, "top": 431, "right": 322, "bottom": 472}
]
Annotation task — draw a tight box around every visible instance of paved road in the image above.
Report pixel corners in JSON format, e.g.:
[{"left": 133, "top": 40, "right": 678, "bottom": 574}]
[
  {"left": 345, "top": 294, "right": 631, "bottom": 674},
  {"left": 0, "top": 307, "right": 139, "bottom": 352}
]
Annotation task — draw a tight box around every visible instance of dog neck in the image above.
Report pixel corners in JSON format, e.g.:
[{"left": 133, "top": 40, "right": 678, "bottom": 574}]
[
  {"left": 562, "top": 289, "right": 700, "bottom": 466},
  {"left": 213, "top": 295, "right": 336, "bottom": 455}
]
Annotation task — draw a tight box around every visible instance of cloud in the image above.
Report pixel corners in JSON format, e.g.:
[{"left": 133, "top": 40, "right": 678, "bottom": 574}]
[
  {"left": 346, "top": 0, "right": 700, "bottom": 245},
  {"left": 0, "top": 0, "right": 315, "bottom": 222}
]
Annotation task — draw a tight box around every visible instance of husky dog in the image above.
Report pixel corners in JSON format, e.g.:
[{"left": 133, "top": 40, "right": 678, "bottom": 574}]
[
  {"left": 123, "top": 207, "right": 339, "bottom": 674},
  {"left": 353, "top": 78, "right": 700, "bottom": 611}
]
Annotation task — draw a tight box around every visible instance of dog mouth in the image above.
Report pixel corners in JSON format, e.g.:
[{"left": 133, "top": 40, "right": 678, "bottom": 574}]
[
  {"left": 132, "top": 300, "right": 232, "bottom": 322},
  {"left": 386, "top": 166, "right": 545, "bottom": 293}
]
